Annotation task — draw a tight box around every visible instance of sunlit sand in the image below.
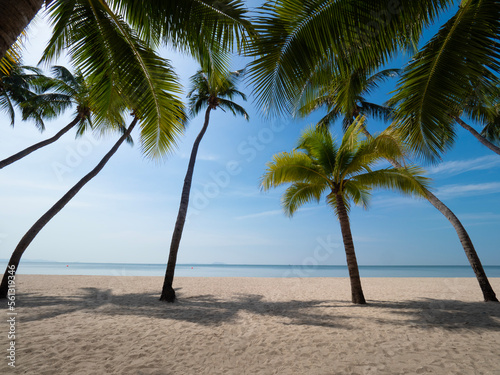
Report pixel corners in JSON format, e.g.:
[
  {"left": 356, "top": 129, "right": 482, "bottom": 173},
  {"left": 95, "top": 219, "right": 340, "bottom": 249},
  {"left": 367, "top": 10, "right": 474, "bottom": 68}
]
[{"left": 2, "top": 275, "right": 499, "bottom": 374}]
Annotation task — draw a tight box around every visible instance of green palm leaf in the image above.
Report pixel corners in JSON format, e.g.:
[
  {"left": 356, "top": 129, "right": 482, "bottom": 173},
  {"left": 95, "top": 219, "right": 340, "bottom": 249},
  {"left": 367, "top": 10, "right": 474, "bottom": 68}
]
[
  {"left": 247, "top": 0, "right": 454, "bottom": 117},
  {"left": 42, "top": 0, "right": 186, "bottom": 158},
  {"left": 390, "top": 0, "right": 500, "bottom": 160}
]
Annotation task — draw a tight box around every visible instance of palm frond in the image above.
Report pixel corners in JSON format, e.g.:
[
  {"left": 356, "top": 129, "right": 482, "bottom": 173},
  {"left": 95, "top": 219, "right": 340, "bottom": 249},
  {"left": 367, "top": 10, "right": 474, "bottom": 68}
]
[
  {"left": 390, "top": 0, "right": 500, "bottom": 161},
  {"left": 109, "top": 0, "right": 254, "bottom": 53},
  {"left": 260, "top": 150, "right": 329, "bottom": 191},
  {"left": 43, "top": 0, "right": 186, "bottom": 158},
  {"left": 282, "top": 182, "right": 325, "bottom": 217},
  {"left": 247, "top": 0, "right": 454, "bottom": 117}
]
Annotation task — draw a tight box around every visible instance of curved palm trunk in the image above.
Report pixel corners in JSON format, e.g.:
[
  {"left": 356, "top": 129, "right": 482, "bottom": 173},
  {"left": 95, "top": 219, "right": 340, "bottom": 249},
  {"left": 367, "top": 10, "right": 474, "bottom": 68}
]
[
  {"left": 454, "top": 117, "right": 500, "bottom": 156},
  {"left": 0, "top": 0, "right": 44, "bottom": 60},
  {"left": 160, "top": 107, "right": 212, "bottom": 302},
  {"left": 0, "top": 117, "right": 137, "bottom": 298},
  {"left": 335, "top": 193, "right": 366, "bottom": 304},
  {"left": 0, "top": 116, "right": 80, "bottom": 169},
  {"left": 362, "top": 125, "right": 497, "bottom": 302}
]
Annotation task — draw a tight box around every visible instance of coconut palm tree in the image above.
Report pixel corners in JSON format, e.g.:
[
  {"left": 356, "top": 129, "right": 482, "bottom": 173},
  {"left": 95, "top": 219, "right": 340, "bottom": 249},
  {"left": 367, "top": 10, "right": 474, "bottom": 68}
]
[
  {"left": 299, "top": 67, "right": 499, "bottom": 302},
  {"left": 160, "top": 69, "right": 249, "bottom": 302},
  {"left": 261, "top": 118, "right": 430, "bottom": 304},
  {"left": 0, "top": 66, "right": 99, "bottom": 169},
  {"left": 390, "top": 0, "right": 500, "bottom": 159}
]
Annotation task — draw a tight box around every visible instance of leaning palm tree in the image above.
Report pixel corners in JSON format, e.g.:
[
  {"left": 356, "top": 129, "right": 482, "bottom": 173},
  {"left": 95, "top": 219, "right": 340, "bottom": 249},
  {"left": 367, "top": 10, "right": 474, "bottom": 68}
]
[
  {"left": 0, "top": 66, "right": 97, "bottom": 169},
  {"left": 390, "top": 0, "right": 500, "bottom": 159},
  {"left": 160, "top": 69, "right": 249, "bottom": 302},
  {"left": 0, "top": 20, "right": 186, "bottom": 299},
  {"left": 299, "top": 67, "right": 499, "bottom": 302},
  {"left": 261, "top": 118, "right": 430, "bottom": 304}
]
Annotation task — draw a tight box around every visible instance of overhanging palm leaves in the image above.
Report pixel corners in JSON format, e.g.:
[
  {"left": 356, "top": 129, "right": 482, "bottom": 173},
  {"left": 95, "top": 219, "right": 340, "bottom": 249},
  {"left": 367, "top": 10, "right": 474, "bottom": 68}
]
[
  {"left": 42, "top": 0, "right": 186, "bottom": 159},
  {"left": 110, "top": 0, "right": 253, "bottom": 53},
  {"left": 247, "top": 0, "right": 455, "bottom": 117},
  {"left": 390, "top": 0, "right": 500, "bottom": 160}
]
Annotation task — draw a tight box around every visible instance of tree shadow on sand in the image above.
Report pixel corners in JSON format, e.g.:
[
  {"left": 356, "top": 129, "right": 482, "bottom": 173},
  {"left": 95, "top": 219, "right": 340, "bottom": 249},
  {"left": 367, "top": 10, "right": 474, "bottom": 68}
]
[{"left": 6, "top": 288, "right": 500, "bottom": 332}]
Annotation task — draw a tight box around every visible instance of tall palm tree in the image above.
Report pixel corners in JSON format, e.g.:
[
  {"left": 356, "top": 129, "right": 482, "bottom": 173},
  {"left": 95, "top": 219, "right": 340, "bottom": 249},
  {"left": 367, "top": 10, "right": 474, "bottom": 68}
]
[
  {"left": 299, "top": 67, "right": 499, "bottom": 302},
  {"left": 390, "top": 0, "right": 500, "bottom": 160},
  {"left": 261, "top": 119, "right": 430, "bottom": 304},
  {"left": 0, "top": 66, "right": 98, "bottom": 169},
  {"left": 160, "top": 69, "right": 249, "bottom": 302}
]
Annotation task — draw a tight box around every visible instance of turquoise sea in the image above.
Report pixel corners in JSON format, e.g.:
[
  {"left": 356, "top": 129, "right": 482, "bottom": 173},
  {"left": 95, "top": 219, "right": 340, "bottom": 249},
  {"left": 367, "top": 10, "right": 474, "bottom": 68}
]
[{"left": 3, "top": 261, "right": 500, "bottom": 278}]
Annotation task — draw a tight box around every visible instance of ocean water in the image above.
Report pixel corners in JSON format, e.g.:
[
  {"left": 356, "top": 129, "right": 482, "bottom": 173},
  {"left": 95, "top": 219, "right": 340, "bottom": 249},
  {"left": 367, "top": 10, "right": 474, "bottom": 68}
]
[{"left": 2, "top": 261, "right": 500, "bottom": 278}]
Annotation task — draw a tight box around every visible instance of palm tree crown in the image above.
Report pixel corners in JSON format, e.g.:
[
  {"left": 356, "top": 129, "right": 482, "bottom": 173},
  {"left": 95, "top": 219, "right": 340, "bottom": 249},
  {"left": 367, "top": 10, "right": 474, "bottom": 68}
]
[
  {"left": 261, "top": 118, "right": 429, "bottom": 216},
  {"left": 187, "top": 69, "right": 249, "bottom": 119},
  {"left": 297, "top": 66, "right": 398, "bottom": 130}
]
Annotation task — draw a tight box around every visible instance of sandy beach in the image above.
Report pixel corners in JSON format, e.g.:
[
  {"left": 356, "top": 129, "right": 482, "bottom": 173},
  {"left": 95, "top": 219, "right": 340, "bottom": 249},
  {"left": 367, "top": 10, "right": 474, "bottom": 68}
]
[{"left": 1, "top": 275, "right": 499, "bottom": 374}]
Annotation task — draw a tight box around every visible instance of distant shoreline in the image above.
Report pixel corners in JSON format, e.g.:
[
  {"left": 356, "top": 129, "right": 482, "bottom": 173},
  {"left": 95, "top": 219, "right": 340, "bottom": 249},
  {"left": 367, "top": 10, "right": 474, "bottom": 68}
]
[{"left": 2, "top": 261, "right": 500, "bottom": 278}]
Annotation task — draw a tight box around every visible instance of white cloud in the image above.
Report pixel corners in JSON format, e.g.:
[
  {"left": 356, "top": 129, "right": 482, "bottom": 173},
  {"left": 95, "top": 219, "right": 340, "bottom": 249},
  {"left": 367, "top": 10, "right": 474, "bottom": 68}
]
[
  {"left": 235, "top": 209, "right": 284, "bottom": 220},
  {"left": 435, "top": 182, "right": 500, "bottom": 199},
  {"left": 235, "top": 206, "right": 319, "bottom": 220},
  {"left": 427, "top": 155, "right": 500, "bottom": 176}
]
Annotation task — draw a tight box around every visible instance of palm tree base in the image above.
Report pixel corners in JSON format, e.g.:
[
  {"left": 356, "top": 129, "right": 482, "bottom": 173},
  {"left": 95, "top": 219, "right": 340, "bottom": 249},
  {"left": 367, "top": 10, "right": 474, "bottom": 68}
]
[
  {"left": 484, "top": 295, "right": 499, "bottom": 302},
  {"left": 159, "top": 286, "right": 176, "bottom": 302},
  {"left": 352, "top": 294, "right": 367, "bottom": 305}
]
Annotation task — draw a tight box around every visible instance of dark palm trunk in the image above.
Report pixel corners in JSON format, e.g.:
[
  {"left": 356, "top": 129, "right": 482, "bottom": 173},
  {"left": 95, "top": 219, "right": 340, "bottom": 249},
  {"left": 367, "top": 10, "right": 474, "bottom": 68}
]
[
  {"left": 454, "top": 116, "right": 500, "bottom": 156},
  {"left": 362, "top": 125, "right": 497, "bottom": 302},
  {"left": 0, "top": 0, "right": 44, "bottom": 60},
  {"left": 335, "top": 192, "right": 366, "bottom": 304},
  {"left": 0, "top": 117, "right": 137, "bottom": 298},
  {"left": 0, "top": 116, "right": 80, "bottom": 169},
  {"left": 160, "top": 107, "right": 212, "bottom": 302}
]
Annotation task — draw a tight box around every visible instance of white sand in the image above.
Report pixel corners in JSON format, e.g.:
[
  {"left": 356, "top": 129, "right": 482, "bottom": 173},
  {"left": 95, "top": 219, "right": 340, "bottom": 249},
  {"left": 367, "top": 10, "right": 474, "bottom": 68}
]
[{"left": 1, "top": 275, "right": 500, "bottom": 374}]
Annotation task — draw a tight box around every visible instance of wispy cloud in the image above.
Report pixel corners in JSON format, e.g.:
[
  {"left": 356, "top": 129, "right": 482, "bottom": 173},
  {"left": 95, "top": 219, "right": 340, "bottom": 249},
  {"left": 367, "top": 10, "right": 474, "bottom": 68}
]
[
  {"left": 427, "top": 155, "right": 500, "bottom": 176},
  {"left": 235, "top": 209, "right": 284, "bottom": 220},
  {"left": 458, "top": 212, "right": 500, "bottom": 221},
  {"left": 179, "top": 152, "right": 219, "bottom": 161},
  {"left": 435, "top": 182, "right": 500, "bottom": 199},
  {"left": 235, "top": 206, "right": 319, "bottom": 220}
]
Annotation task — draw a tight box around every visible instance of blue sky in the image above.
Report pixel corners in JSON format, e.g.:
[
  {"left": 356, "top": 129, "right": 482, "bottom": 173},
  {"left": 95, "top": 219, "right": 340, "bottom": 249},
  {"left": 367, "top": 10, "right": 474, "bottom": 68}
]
[{"left": 0, "top": 3, "right": 499, "bottom": 267}]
